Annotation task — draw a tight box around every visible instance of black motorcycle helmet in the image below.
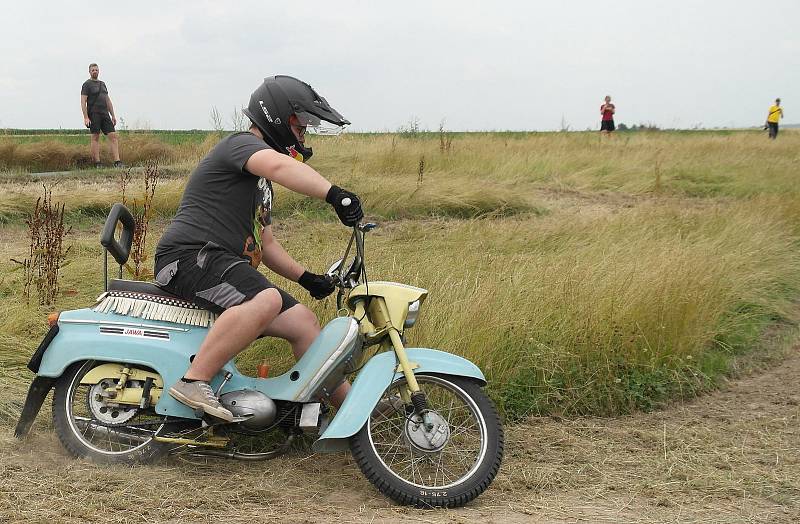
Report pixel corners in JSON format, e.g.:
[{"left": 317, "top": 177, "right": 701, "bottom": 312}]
[{"left": 242, "top": 75, "right": 350, "bottom": 162}]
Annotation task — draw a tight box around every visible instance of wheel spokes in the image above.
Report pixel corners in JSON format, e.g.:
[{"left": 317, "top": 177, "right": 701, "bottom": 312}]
[
  {"left": 69, "top": 375, "right": 165, "bottom": 455},
  {"left": 368, "top": 376, "right": 487, "bottom": 489}
]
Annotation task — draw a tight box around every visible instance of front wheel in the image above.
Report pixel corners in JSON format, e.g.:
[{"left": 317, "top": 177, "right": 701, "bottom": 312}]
[{"left": 350, "top": 374, "right": 504, "bottom": 507}]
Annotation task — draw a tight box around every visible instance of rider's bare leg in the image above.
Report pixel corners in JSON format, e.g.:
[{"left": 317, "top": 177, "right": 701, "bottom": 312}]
[
  {"left": 328, "top": 380, "right": 351, "bottom": 407},
  {"left": 262, "top": 304, "right": 351, "bottom": 407},
  {"left": 184, "top": 288, "right": 283, "bottom": 381}
]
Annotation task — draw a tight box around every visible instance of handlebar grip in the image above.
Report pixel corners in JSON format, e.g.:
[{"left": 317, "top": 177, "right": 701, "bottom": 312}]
[{"left": 341, "top": 197, "right": 352, "bottom": 207}]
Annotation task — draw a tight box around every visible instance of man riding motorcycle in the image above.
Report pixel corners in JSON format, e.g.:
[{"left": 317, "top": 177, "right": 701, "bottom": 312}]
[{"left": 153, "top": 75, "right": 363, "bottom": 421}]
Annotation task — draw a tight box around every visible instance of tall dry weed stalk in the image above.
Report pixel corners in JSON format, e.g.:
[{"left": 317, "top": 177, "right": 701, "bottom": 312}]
[
  {"left": 209, "top": 106, "right": 224, "bottom": 132},
  {"left": 118, "top": 165, "right": 133, "bottom": 203},
  {"left": 438, "top": 121, "right": 452, "bottom": 153},
  {"left": 230, "top": 106, "right": 248, "bottom": 132},
  {"left": 653, "top": 150, "right": 663, "bottom": 194},
  {"left": 402, "top": 116, "right": 421, "bottom": 136},
  {"left": 10, "top": 185, "right": 72, "bottom": 305},
  {"left": 120, "top": 161, "right": 160, "bottom": 280}
]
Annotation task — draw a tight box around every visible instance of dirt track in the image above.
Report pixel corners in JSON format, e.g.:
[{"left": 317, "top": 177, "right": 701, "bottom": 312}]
[{"left": 2, "top": 347, "right": 799, "bottom": 523}]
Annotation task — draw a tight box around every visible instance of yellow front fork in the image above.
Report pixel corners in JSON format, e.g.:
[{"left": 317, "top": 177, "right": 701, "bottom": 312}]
[
  {"left": 381, "top": 304, "right": 434, "bottom": 427},
  {"left": 373, "top": 297, "right": 420, "bottom": 399},
  {"left": 389, "top": 328, "right": 418, "bottom": 404}
]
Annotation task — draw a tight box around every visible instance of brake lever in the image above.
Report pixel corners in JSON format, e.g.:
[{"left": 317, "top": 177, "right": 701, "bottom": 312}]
[{"left": 325, "top": 269, "right": 343, "bottom": 289}]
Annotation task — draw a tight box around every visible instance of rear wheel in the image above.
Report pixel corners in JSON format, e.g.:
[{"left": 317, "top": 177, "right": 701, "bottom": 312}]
[
  {"left": 350, "top": 374, "right": 504, "bottom": 507},
  {"left": 52, "top": 361, "right": 168, "bottom": 463}
]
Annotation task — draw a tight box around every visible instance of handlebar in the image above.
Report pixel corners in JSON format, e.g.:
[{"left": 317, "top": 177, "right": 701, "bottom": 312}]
[{"left": 327, "top": 222, "right": 377, "bottom": 309}]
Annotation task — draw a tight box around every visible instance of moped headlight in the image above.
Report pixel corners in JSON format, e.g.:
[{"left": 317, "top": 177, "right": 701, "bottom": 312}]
[{"left": 404, "top": 300, "right": 421, "bottom": 329}]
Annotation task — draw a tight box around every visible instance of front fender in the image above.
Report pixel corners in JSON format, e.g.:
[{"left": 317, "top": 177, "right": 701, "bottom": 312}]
[{"left": 312, "top": 348, "right": 486, "bottom": 453}]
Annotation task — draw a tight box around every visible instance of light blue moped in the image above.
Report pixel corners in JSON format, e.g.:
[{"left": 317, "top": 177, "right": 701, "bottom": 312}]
[{"left": 15, "top": 203, "right": 504, "bottom": 508}]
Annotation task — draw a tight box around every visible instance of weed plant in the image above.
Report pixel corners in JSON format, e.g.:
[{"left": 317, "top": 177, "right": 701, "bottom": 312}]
[
  {"left": 9, "top": 185, "right": 72, "bottom": 305},
  {"left": 119, "top": 162, "right": 161, "bottom": 280}
]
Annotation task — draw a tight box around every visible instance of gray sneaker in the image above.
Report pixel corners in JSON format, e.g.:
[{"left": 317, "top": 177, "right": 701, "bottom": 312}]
[{"left": 169, "top": 380, "right": 234, "bottom": 422}]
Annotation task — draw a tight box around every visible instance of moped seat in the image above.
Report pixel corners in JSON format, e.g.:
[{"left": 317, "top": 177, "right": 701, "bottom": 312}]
[
  {"left": 108, "top": 279, "right": 182, "bottom": 299},
  {"left": 96, "top": 279, "right": 215, "bottom": 327}
]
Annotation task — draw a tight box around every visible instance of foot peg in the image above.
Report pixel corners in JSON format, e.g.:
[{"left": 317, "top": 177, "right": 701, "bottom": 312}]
[{"left": 196, "top": 407, "right": 250, "bottom": 427}]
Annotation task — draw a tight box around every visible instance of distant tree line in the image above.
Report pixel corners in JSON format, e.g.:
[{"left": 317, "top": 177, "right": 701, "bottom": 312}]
[{"left": 616, "top": 123, "right": 661, "bottom": 132}]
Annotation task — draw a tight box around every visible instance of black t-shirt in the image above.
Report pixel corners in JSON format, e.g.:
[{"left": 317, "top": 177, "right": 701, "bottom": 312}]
[
  {"left": 156, "top": 132, "right": 274, "bottom": 268},
  {"left": 81, "top": 79, "right": 109, "bottom": 114}
]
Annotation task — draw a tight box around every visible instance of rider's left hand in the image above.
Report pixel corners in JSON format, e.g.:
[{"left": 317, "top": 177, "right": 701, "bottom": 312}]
[{"left": 298, "top": 271, "right": 335, "bottom": 300}]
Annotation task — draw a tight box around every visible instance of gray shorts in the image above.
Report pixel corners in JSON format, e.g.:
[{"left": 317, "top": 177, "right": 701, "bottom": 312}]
[{"left": 154, "top": 242, "right": 298, "bottom": 315}]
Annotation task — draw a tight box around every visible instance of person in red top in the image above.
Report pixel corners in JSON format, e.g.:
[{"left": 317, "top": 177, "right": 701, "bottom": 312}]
[{"left": 600, "top": 95, "right": 616, "bottom": 135}]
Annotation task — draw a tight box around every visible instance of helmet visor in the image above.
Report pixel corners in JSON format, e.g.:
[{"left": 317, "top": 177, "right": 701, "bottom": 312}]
[{"left": 295, "top": 111, "right": 348, "bottom": 136}]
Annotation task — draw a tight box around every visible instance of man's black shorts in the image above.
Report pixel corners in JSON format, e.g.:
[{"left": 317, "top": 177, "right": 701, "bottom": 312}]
[
  {"left": 600, "top": 120, "right": 615, "bottom": 132},
  {"left": 154, "top": 242, "right": 299, "bottom": 316},
  {"left": 89, "top": 112, "right": 115, "bottom": 135}
]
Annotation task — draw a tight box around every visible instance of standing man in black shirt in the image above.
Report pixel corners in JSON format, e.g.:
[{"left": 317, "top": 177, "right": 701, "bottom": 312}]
[
  {"left": 80, "top": 63, "right": 122, "bottom": 168},
  {"left": 154, "top": 75, "right": 363, "bottom": 421}
]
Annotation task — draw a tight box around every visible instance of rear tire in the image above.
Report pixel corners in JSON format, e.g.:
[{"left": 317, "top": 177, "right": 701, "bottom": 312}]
[
  {"left": 350, "top": 374, "right": 504, "bottom": 507},
  {"left": 52, "top": 361, "right": 167, "bottom": 464}
]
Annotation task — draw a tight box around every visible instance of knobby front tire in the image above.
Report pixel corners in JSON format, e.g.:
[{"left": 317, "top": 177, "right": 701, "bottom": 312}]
[{"left": 350, "top": 373, "right": 504, "bottom": 508}]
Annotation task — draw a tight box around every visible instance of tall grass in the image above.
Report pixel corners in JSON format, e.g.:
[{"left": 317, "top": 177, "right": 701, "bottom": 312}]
[
  {"left": 2, "top": 198, "right": 798, "bottom": 420},
  {"left": 3, "top": 130, "right": 799, "bottom": 199},
  {"left": 398, "top": 201, "right": 800, "bottom": 416},
  {"left": 0, "top": 133, "right": 220, "bottom": 172},
  {"left": 310, "top": 131, "right": 800, "bottom": 198},
  {"left": 0, "top": 169, "right": 541, "bottom": 225},
  {"left": 3, "top": 130, "right": 798, "bottom": 223},
  {"left": 1, "top": 130, "right": 799, "bottom": 421}
]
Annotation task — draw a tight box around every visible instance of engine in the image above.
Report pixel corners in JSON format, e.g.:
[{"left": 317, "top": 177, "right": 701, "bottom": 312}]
[{"left": 219, "top": 390, "right": 277, "bottom": 431}]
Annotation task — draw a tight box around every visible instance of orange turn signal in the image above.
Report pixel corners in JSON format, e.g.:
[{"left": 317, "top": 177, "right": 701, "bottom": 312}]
[{"left": 47, "top": 311, "right": 60, "bottom": 327}]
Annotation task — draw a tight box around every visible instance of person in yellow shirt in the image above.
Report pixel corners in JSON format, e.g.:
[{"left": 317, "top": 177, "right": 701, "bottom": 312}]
[{"left": 766, "top": 98, "right": 784, "bottom": 139}]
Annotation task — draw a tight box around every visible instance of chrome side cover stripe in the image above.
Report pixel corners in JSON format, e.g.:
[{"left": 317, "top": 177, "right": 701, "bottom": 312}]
[
  {"left": 59, "top": 318, "right": 190, "bottom": 332},
  {"left": 295, "top": 319, "right": 360, "bottom": 402}
]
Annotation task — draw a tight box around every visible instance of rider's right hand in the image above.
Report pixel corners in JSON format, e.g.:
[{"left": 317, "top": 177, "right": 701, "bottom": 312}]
[
  {"left": 298, "top": 271, "right": 336, "bottom": 300},
  {"left": 326, "top": 185, "right": 363, "bottom": 227},
  {"left": 84, "top": 117, "right": 91, "bottom": 128}
]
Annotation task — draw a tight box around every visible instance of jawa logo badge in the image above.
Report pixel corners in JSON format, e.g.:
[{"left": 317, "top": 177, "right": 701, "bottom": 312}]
[{"left": 99, "top": 326, "right": 169, "bottom": 340}]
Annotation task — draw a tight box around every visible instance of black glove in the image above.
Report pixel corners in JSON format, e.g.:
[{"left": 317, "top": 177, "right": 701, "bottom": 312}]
[
  {"left": 298, "top": 271, "right": 335, "bottom": 300},
  {"left": 326, "top": 185, "right": 363, "bottom": 227}
]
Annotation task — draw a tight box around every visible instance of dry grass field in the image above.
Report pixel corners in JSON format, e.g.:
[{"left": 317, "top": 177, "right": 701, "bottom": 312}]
[
  {"left": 1, "top": 129, "right": 799, "bottom": 521},
  {"left": 3, "top": 334, "right": 797, "bottom": 523}
]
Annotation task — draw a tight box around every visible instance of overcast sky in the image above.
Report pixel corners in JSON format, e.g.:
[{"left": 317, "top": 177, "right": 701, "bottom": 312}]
[{"left": 1, "top": 1, "right": 797, "bottom": 131}]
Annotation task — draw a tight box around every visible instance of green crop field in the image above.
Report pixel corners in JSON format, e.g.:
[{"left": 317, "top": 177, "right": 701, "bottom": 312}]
[{"left": 2, "top": 129, "right": 799, "bottom": 423}]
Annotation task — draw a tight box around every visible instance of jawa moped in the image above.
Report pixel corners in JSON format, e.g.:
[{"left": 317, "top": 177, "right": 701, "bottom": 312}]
[{"left": 16, "top": 203, "right": 503, "bottom": 508}]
